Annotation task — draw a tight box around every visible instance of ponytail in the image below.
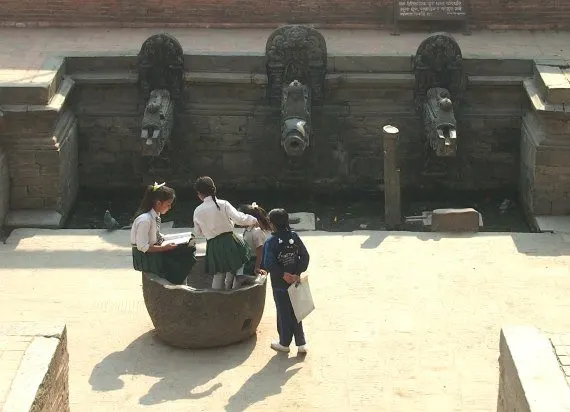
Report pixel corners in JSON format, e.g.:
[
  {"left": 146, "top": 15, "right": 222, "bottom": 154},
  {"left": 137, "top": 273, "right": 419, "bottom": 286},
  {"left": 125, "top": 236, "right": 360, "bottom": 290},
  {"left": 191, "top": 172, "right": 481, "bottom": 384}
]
[
  {"left": 239, "top": 202, "right": 271, "bottom": 231},
  {"left": 193, "top": 176, "right": 220, "bottom": 210},
  {"left": 135, "top": 182, "right": 176, "bottom": 218},
  {"left": 212, "top": 194, "right": 221, "bottom": 210}
]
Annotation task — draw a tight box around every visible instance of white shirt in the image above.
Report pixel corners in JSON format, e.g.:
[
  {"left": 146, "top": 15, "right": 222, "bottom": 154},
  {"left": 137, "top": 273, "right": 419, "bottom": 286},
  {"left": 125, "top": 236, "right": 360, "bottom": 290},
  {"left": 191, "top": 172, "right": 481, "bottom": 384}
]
[
  {"left": 130, "top": 209, "right": 161, "bottom": 252},
  {"left": 193, "top": 196, "right": 257, "bottom": 240},
  {"left": 243, "top": 227, "right": 269, "bottom": 258}
]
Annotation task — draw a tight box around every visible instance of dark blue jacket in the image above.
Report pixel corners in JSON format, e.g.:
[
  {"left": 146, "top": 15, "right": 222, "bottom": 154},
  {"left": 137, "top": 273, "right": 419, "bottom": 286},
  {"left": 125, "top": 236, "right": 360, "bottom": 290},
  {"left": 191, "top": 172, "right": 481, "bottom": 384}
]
[{"left": 263, "top": 230, "right": 310, "bottom": 291}]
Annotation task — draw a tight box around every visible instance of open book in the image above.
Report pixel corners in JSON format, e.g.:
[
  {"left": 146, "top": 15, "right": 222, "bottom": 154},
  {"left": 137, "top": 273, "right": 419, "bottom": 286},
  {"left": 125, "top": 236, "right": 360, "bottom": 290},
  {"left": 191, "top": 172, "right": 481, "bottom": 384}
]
[{"left": 162, "top": 232, "right": 196, "bottom": 247}]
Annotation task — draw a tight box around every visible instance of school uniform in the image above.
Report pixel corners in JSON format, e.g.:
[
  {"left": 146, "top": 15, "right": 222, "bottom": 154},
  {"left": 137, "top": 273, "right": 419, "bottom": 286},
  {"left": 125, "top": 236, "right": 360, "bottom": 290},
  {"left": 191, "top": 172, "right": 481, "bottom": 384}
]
[
  {"left": 131, "top": 209, "right": 196, "bottom": 285},
  {"left": 193, "top": 196, "right": 256, "bottom": 289},
  {"left": 262, "top": 230, "right": 310, "bottom": 348},
  {"left": 242, "top": 227, "right": 269, "bottom": 275}
]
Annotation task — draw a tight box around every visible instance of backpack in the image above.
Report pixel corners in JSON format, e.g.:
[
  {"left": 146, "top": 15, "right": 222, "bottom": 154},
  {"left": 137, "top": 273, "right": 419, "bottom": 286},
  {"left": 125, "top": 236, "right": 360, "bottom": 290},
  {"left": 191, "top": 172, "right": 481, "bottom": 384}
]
[{"left": 276, "top": 233, "right": 301, "bottom": 273}]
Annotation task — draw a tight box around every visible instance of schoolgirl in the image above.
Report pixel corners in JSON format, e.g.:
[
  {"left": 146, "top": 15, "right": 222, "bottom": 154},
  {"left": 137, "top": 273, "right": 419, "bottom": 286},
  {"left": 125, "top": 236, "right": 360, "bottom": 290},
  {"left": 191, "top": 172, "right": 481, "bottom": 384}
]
[
  {"left": 130, "top": 182, "right": 196, "bottom": 284},
  {"left": 192, "top": 176, "right": 258, "bottom": 290}
]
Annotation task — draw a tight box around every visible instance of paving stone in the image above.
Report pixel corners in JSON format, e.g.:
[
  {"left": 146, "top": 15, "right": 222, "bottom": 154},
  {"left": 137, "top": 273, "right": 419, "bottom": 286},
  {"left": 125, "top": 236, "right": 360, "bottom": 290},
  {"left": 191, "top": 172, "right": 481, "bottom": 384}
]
[{"left": 0, "top": 229, "right": 569, "bottom": 410}]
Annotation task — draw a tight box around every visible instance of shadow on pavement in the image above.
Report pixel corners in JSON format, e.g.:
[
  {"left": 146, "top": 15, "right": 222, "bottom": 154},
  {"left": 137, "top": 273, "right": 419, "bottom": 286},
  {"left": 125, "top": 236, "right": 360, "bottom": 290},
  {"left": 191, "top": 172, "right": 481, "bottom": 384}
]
[{"left": 89, "top": 331, "right": 257, "bottom": 405}]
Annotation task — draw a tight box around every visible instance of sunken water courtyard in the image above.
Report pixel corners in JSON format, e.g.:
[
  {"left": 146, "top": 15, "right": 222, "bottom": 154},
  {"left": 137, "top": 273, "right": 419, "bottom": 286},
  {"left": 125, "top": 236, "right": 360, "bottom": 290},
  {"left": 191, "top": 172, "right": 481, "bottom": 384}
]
[{"left": 2, "top": 20, "right": 570, "bottom": 412}]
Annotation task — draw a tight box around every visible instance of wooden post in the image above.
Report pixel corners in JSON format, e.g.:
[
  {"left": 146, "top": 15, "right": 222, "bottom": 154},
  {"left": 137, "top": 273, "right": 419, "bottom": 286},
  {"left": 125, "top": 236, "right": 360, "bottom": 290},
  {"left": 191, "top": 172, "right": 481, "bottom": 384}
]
[{"left": 383, "top": 125, "right": 401, "bottom": 229}]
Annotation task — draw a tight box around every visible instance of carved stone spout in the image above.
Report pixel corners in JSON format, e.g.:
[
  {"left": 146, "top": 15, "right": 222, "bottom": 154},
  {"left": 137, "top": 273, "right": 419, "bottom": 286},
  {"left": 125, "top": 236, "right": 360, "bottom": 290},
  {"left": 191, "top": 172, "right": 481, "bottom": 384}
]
[
  {"left": 424, "top": 87, "right": 457, "bottom": 157},
  {"left": 137, "top": 33, "right": 185, "bottom": 158},
  {"left": 141, "top": 89, "right": 174, "bottom": 156},
  {"left": 282, "top": 80, "right": 310, "bottom": 156},
  {"left": 413, "top": 33, "right": 466, "bottom": 175},
  {"left": 265, "top": 25, "right": 327, "bottom": 157}
]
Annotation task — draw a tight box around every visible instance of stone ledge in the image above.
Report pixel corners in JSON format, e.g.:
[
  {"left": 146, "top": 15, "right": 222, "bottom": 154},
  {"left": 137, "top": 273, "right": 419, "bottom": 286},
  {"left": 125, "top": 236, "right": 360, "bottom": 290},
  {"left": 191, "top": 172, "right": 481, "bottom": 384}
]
[
  {"left": 0, "top": 56, "right": 64, "bottom": 106},
  {"left": 5, "top": 210, "right": 64, "bottom": 229},
  {"left": 0, "top": 76, "right": 74, "bottom": 114},
  {"left": 524, "top": 78, "right": 570, "bottom": 114},
  {"left": 497, "top": 325, "right": 570, "bottom": 412},
  {"left": 535, "top": 64, "right": 570, "bottom": 105},
  {"left": 534, "top": 216, "right": 570, "bottom": 234},
  {"left": 1, "top": 323, "right": 69, "bottom": 412}
]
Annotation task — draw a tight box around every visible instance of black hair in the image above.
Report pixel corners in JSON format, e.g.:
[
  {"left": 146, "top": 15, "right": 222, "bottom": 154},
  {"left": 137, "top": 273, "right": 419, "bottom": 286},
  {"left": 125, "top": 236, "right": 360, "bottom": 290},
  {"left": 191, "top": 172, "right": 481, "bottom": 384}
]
[
  {"left": 239, "top": 203, "right": 271, "bottom": 231},
  {"left": 193, "top": 176, "right": 220, "bottom": 210},
  {"left": 135, "top": 183, "right": 176, "bottom": 217},
  {"left": 268, "top": 208, "right": 291, "bottom": 232}
]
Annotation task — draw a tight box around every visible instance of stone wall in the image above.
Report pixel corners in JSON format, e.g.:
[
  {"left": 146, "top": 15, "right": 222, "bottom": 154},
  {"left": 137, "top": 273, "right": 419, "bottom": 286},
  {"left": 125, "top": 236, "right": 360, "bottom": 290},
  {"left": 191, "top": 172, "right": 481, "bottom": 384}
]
[
  {"left": 0, "top": 147, "right": 9, "bottom": 225},
  {"left": 70, "top": 55, "right": 529, "bottom": 193},
  {"left": 519, "top": 64, "right": 570, "bottom": 215},
  {"left": 1, "top": 323, "right": 69, "bottom": 412},
  {"left": 0, "top": 0, "right": 569, "bottom": 30},
  {"left": 497, "top": 325, "right": 570, "bottom": 412},
  {"left": 0, "top": 83, "right": 79, "bottom": 216}
]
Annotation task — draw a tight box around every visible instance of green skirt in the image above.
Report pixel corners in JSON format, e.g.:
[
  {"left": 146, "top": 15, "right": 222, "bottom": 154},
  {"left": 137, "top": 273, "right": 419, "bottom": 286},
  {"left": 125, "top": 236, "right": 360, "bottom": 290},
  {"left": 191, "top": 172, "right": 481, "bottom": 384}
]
[
  {"left": 205, "top": 232, "right": 250, "bottom": 275},
  {"left": 132, "top": 246, "right": 197, "bottom": 285},
  {"left": 242, "top": 255, "right": 257, "bottom": 276}
]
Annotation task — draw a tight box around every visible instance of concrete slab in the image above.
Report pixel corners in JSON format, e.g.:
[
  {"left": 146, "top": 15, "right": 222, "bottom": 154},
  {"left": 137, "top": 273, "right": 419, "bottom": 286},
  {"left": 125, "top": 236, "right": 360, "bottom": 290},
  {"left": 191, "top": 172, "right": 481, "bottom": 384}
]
[
  {"left": 1, "top": 229, "right": 570, "bottom": 411},
  {"left": 535, "top": 215, "right": 570, "bottom": 233},
  {"left": 289, "top": 212, "right": 316, "bottom": 231},
  {"left": 498, "top": 325, "right": 570, "bottom": 411},
  {"left": 5, "top": 210, "right": 63, "bottom": 229}
]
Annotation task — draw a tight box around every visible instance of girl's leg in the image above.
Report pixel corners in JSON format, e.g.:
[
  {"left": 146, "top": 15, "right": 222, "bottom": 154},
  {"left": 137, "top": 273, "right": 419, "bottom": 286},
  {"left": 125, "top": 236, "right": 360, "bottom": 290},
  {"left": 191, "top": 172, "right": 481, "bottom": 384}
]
[
  {"left": 212, "top": 273, "right": 225, "bottom": 289},
  {"left": 224, "top": 272, "right": 235, "bottom": 290},
  {"left": 273, "top": 290, "right": 294, "bottom": 346},
  {"left": 292, "top": 320, "right": 306, "bottom": 347}
]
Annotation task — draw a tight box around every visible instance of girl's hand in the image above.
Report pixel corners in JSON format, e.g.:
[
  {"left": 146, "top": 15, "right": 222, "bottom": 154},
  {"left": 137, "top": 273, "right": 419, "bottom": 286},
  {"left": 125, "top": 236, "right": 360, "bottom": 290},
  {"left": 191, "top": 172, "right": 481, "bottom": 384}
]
[
  {"left": 163, "top": 243, "right": 177, "bottom": 251},
  {"left": 255, "top": 268, "right": 267, "bottom": 276},
  {"left": 283, "top": 273, "right": 299, "bottom": 284}
]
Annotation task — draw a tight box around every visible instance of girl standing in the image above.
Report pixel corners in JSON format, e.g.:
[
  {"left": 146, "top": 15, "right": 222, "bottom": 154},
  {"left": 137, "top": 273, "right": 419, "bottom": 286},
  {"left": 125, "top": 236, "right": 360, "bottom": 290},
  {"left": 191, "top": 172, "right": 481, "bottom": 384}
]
[
  {"left": 192, "top": 176, "right": 258, "bottom": 290},
  {"left": 131, "top": 182, "right": 197, "bottom": 285},
  {"left": 235, "top": 202, "right": 271, "bottom": 287},
  {"left": 263, "top": 208, "right": 310, "bottom": 354}
]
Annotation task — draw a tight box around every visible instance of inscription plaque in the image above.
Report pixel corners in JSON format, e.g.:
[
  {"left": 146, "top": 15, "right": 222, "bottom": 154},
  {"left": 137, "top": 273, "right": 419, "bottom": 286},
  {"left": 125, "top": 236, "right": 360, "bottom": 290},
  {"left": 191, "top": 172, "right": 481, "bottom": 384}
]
[{"left": 396, "top": 0, "right": 466, "bottom": 20}]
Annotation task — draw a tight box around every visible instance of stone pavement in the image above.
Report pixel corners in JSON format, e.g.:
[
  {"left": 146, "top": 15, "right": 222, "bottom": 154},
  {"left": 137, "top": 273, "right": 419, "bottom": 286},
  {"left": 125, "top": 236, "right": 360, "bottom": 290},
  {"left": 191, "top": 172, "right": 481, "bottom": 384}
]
[
  {"left": 1, "top": 28, "right": 570, "bottom": 84},
  {"left": 0, "top": 335, "right": 31, "bottom": 410},
  {"left": 1, "top": 228, "right": 570, "bottom": 411}
]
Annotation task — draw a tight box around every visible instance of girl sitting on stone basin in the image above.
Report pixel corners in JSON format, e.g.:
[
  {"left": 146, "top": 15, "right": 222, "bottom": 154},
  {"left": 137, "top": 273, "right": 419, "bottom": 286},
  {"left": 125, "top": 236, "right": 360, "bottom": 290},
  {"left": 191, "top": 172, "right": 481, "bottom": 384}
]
[
  {"left": 130, "top": 182, "right": 197, "bottom": 285},
  {"left": 192, "top": 176, "right": 259, "bottom": 290}
]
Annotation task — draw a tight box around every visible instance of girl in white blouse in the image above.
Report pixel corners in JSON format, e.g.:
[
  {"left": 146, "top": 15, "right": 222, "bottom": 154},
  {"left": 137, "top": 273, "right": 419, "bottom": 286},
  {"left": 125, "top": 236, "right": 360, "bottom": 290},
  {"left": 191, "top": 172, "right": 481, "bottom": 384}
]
[
  {"left": 131, "top": 182, "right": 196, "bottom": 284},
  {"left": 192, "top": 176, "right": 258, "bottom": 290}
]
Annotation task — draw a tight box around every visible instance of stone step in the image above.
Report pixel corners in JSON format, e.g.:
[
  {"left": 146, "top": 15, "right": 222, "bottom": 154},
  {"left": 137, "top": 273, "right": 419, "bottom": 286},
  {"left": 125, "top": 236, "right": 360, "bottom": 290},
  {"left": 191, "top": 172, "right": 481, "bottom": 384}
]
[
  {"left": 534, "top": 63, "right": 570, "bottom": 105},
  {"left": 0, "top": 56, "right": 64, "bottom": 106},
  {"left": 523, "top": 77, "right": 569, "bottom": 114}
]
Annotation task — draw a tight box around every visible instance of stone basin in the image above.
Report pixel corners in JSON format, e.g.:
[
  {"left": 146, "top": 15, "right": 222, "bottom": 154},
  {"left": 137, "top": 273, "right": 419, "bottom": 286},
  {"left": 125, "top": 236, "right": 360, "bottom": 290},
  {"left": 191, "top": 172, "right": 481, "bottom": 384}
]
[{"left": 142, "top": 256, "right": 267, "bottom": 349}]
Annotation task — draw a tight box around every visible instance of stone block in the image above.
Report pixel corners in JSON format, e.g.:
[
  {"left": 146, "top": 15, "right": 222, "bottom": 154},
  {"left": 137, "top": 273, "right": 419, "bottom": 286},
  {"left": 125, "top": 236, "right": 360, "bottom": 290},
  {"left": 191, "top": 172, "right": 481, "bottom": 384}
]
[
  {"left": 5, "top": 210, "right": 63, "bottom": 229},
  {"left": 0, "top": 148, "right": 9, "bottom": 226},
  {"left": 332, "top": 55, "right": 412, "bottom": 73},
  {"left": 463, "top": 58, "right": 533, "bottom": 77},
  {"left": 1, "top": 324, "right": 69, "bottom": 412},
  {"left": 497, "top": 325, "right": 570, "bottom": 412},
  {"left": 289, "top": 212, "right": 316, "bottom": 231},
  {"left": 185, "top": 54, "right": 265, "bottom": 73},
  {"left": 535, "top": 64, "right": 570, "bottom": 105},
  {"left": 430, "top": 208, "right": 482, "bottom": 232}
]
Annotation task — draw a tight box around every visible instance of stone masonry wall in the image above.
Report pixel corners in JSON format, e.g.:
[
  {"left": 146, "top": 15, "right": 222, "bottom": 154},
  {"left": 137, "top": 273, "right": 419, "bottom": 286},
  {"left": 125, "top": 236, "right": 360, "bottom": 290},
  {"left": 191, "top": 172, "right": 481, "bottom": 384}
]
[
  {"left": 0, "top": 109, "right": 78, "bottom": 213},
  {"left": 0, "top": 0, "right": 569, "bottom": 29},
  {"left": 0, "top": 147, "right": 9, "bottom": 225},
  {"left": 74, "top": 76, "right": 524, "bottom": 192}
]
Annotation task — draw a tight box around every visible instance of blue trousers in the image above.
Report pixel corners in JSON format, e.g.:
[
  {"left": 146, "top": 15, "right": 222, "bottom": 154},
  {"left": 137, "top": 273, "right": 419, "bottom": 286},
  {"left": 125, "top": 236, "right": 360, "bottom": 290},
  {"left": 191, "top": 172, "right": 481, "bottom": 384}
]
[{"left": 273, "top": 289, "right": 306, "bottom": 347}]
